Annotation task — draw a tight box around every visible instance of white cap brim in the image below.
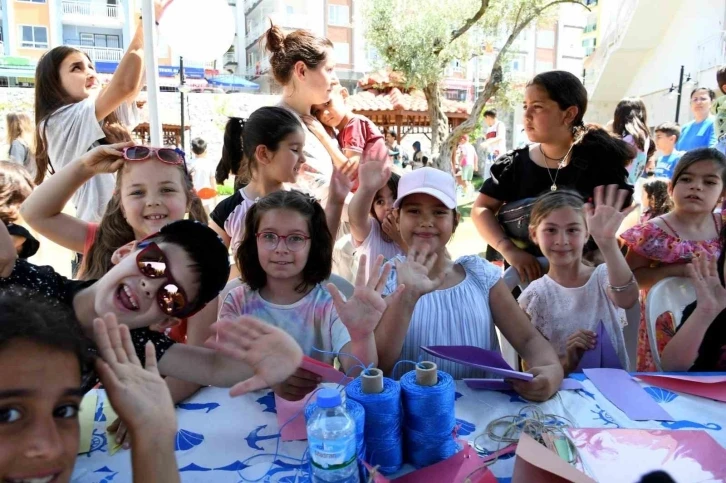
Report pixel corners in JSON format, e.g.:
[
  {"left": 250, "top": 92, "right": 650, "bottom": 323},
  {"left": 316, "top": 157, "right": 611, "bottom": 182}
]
[{"left": 394, "top": 187, "right": 457, "bottom": 210}]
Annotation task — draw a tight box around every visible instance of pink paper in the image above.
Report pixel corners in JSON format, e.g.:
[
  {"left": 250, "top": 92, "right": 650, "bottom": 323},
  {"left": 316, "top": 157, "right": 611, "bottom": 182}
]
[
  {"left": 583, "top": 368, "right": 673, "bottom": 421},
  {"left": 574, "top": 321, "right": 623, "bottom": 372},
  {"left": 421, "top": 346, "right": 534, "bottom": 381},
  {"left": 275, "top": 393, "right": 314, "bottom": 441},
  {"left": 512, "top": 433, "right": 595, "bottom": 483},
  {"left": 567, "top": 428, "right": 726, "bottom": 482},
  {"left": 636, "top": 374, "right": 726, "bottom": 403},
  {"left": 300, "top": 355, "right": 352, "bottom": 385},
  {"left": 364, "top": 445, "right": 496, "bottom": 483},
  {"left": 464, "top": 378, "right": 584, "bottom": 391}
]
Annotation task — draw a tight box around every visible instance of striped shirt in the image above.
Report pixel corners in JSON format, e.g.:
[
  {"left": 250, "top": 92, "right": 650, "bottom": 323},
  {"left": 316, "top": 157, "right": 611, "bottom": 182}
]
[{"left": 383, "top": 255, "right": 502, "bottom": 379}]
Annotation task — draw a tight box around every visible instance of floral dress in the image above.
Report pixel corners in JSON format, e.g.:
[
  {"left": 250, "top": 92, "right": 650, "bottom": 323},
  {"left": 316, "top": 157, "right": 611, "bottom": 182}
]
[{"left": 620, "top": 215, "right": 723, "bottom": 372}]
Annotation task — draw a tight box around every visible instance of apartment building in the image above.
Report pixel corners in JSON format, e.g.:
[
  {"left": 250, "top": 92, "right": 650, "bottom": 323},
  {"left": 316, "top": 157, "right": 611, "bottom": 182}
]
[
  {"left": 243, "top": 0, "right": 372, "bottom": 93},
  {"left": 0, "top": 0, "right": 240, "bottom": 89}
]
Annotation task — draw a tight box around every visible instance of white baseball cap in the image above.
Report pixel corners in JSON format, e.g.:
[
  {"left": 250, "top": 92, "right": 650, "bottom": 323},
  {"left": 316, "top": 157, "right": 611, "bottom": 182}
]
[{"left": 393, "top": 167, "right": 457, "bottom": 209}]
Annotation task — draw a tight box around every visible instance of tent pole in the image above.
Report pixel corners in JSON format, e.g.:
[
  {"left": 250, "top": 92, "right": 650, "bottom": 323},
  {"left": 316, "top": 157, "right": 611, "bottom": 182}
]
[{"left": 142, "top": 0, "right": 162, "bottom": 145}]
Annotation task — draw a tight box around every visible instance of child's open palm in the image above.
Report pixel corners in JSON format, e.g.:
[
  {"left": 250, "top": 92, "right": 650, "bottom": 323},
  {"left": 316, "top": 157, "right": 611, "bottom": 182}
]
[
  {"left": 80, "top": 142, "right": 134, "bottom": 175},
  {"left": 585, "top": 184, "right": 637, "bottom": 242},
  {"left": 93, "top": 313, "right": 176, "bottom": 435},
  {"left": 328, "top": 255, "right": 399, "bottom": 340},
  {"left": 687, "top": 254, "right": 726, "bottom": 315},
  {"left": 394, "top": 247, "right": 444, "bottom": 299},
  {"left": 205, "top": 317, "right": 303, "bottom": 397},
  {"left": 359, "top": 160, "right": 390, "bottom": 192}
]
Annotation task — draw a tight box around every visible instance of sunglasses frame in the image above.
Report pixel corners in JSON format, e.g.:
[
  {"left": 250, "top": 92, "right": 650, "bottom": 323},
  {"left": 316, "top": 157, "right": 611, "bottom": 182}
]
[
  {"left": 122, "top": 146, "right": 188, "bottom": 170},
  {"left": 135, "top": 241, "right": 195, "bottom": 318}
]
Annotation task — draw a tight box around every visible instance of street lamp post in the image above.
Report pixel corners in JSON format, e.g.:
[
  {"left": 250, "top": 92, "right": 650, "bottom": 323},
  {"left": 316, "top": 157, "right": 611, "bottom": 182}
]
[{"left": 667, "top": 65, "right": 696, "bottom": 124}]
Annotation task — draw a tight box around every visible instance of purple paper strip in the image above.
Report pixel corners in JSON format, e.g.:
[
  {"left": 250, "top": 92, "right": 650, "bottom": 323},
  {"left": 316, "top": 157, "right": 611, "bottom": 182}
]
[
  {"left": 583, "top": 368, "right": 673, "bottom": 421},
  {"left": 421, "top": 345, "right": 534, "bottom": 381},
  {"left": 463, "top": 378, "right": 584, "bottom": 391},
  {"left": 575, "top": 321, "right": 624, "bottom": 372}
]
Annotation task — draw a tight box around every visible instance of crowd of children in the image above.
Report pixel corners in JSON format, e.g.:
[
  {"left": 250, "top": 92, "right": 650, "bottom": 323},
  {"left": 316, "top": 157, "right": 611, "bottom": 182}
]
[{"left": 3, "top": 14, "right": 726, "bottom": 480}]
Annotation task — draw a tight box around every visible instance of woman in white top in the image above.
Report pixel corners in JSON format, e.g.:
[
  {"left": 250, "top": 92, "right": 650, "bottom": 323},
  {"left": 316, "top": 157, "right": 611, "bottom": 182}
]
[
  {"left": 377, "top": 167, "right": 564, "bottom": 402},
  {"left": 6, "top": 113, "right": 35, "bottom": 177},
  {"left": 32, "top": 0, "right": 172, "bottom": 223},
  {"left": 519, "top": 186, "right": 640, "bottom": 374}
]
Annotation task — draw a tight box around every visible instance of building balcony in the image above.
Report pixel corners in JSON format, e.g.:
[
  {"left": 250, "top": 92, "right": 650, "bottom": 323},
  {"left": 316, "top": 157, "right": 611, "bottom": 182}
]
[
  {"left": 74, "top": 45, "right": 124, "bottom": 62},
  {"left": 62, "top": 1, "right": 124, "bottom": 27},
  {"left": 224, "top": 52, "right": 238, "bottom": 65}
]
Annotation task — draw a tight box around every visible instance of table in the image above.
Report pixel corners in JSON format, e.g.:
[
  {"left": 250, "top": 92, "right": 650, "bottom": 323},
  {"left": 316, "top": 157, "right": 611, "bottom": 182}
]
[{"left": 71, "top": 374, "right": 726, "bottom": 483}]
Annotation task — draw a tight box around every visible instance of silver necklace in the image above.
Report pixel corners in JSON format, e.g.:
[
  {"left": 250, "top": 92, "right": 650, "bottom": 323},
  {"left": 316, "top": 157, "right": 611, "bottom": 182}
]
[{"left": 539, "top": 144, "right": 574, "bottom": 191}]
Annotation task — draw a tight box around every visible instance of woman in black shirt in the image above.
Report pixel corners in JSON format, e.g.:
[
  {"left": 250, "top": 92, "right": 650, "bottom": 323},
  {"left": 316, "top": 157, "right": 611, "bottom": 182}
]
[{"left": 472, "top": 71, "right": 634, "bottom": 284}]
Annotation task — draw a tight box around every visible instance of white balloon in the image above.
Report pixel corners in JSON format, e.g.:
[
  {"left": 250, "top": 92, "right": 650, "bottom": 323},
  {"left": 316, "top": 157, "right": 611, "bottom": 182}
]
[{"left": 158, "top": 0, "right": 236, "bottom": 62}]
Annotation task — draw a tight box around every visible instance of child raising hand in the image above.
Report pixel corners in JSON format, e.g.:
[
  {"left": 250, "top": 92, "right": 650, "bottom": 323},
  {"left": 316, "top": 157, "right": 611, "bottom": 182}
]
[{"left": 519, "top": 186, "right": 639, "bottom": 374}]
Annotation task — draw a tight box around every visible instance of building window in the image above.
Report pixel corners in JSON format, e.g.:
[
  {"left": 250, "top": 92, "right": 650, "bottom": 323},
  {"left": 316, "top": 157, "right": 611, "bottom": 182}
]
[
  {"left": 333, "top": 42, "right": 350, "bottom": 64},
  {"left": 93, "top": 34, "right": 120, "bottom": 48},
  {"left": 286, "top": 5, "right": 294, "bottom": 14},
  {"left": 328, "top": 5, "right": 350, "bottom": 26},
  {"left": 536, "top": 30, "right": 555, "bottom": 49},
  {"left": 17, "top": 0, "right": 47, "bottom": 3},
  {"left": 19, "top": 25, "right": 48, "bottom": 49}
]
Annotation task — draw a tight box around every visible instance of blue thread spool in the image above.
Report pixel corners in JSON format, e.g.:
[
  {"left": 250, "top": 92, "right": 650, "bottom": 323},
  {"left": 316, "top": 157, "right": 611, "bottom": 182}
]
[
  {"left": 400, "top": 362, "right": 459, "bottom": 468},
  {"left": 304, "top": 397, "right": 366, "bottom": 464},
  {"left": 345, "top": 368, "right": 404, "bottom": 474}
]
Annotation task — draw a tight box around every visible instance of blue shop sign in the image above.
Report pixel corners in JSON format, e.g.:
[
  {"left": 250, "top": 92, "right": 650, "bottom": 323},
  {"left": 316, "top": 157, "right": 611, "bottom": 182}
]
[{"left": 95, "top": 61, "right": 204, "bottom": 79}]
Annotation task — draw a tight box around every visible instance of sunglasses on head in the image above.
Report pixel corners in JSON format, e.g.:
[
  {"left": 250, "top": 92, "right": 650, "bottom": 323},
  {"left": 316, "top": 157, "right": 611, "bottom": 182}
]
[
  {"left": 135, "top": 241, "right": 195, "bottom": 318},
  {"left": 123, "top": 146, "right": 186, "bottom": 166}
]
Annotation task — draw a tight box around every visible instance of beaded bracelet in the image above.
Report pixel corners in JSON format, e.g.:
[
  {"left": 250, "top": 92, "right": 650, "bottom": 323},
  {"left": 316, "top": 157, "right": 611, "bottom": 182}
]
[{"left": 608, "top": 275, "right": 637, "bottom": 292}]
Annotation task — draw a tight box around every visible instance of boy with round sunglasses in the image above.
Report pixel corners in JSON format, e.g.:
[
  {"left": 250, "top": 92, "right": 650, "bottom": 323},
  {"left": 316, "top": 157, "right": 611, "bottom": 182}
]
[{"left": 0, "top": 218, "right": 303, "bottom": 395}]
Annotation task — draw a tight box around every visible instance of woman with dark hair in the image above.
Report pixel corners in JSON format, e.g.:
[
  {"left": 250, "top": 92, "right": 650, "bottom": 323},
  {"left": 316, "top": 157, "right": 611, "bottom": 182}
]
[
  {"left": 472, "top": 70, "right": 635, "bottom": 284},
  {"left": 613, "top": 97, "right": 656, "bottom": 183},
  {"left": 677, "top": 87, "right": 718, "bottom": 151},
  {"left": 263, "top": 25, "right": 339, "bottom": 199}
]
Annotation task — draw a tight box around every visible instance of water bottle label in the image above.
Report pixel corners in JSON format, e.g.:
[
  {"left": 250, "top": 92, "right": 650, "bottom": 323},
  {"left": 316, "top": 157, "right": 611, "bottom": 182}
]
[{"left": 309, "top": 434, "right": 357, "bottom": 470}]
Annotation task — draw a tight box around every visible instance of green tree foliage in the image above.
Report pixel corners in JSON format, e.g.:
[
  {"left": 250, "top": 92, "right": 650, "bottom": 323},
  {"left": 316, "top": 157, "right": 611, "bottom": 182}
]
[{"left": 365, "top": 0, "right": 588, "bottom": 171}]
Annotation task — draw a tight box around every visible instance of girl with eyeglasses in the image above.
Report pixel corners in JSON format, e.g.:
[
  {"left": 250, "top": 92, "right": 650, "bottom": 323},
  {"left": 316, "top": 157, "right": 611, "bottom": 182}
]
[{"left": 220, "top": 190, "right": 399, "bottom": 401}]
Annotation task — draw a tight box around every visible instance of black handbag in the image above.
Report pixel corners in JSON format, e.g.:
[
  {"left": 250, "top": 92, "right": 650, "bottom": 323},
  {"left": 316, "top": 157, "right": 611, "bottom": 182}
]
[{"left": 497, "top": 197, "right": 537, "bottom": 242}]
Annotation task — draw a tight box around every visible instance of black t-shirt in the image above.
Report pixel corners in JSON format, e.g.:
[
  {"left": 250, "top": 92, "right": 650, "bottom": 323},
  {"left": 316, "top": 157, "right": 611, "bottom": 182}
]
[
  {"left": 480, "top": 146, "right": 632, "bottom": 202},
  {"left": 1, "top": 259, "right": 176, "bottom": 391},
  {"left": 677, "top": 302, "right": 726, "bottom": 371},
  {"left": 210, "top": 189, "right": 245, "bottom": 229}
]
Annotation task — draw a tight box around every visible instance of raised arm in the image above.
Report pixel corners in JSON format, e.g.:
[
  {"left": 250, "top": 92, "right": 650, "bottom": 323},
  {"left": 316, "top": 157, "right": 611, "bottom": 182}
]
[
  {"left": 302, "top": 115, "right": 354, "bottom": 170},
  {"left": 324, "top": 163, "right": 356, "bottom": 239},
  {"left": 626, "top": 248, "right": 689, "bottom": 290},
  {"left": 349, "top": 161, "right": 390, "bottom": 244},
  {"left": 20, "top": 143, "right": 130, "bottom": 253},
  {"left": 95, "top": 1, "right": 172, "bottom": 120},
  {"left": 93, "top": 314, "right": 180, "bottom": 483},
  {"left": 587, "top": 185, "right": 640, "bottom": 309}
]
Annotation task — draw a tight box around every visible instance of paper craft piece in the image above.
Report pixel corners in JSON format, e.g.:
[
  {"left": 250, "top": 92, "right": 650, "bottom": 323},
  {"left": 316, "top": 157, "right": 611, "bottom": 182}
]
[
  {"left": 464, "top": 378, "right": 583, "bottom": 391},
  {"left": 77, "top": 392, "right": 98, "bottom": 454},
  {"left": 574, "top": 321, "right": 623, "bottom": 372},
  {"left": 301, "top": 355, "right": 353, "bottom": 385},
  {"left": 583, "top": 368, "right": 673, "bottom": 421},
  {"left": 512, "top": 432, "right": 595, "bottom": 483},
  {"left": 567, "top": 428, "right": 726, "bottom": 482},
  {"left": 636, "top": 374, "right": 726, "bottom": 403},
  {"left": 421, "top": 346, "right": 534, "bottom": 381},
  {"left": 275, "top": 393, "right": 314, "bottom": 441},
  {"left": 364, "top": 444, "right": 497, "bottom": 483}
]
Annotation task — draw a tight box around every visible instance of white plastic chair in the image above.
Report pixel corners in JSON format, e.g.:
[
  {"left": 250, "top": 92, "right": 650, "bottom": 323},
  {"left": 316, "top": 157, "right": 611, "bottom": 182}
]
[
  {"left": 645, "top": 277, "right": 696, "bottom": 371},
  {"left": 623, "top": 303, "right": 641, "bottom": 371},
  {"left": 498, "top": 257, "right": 549, "bottom": 370}
]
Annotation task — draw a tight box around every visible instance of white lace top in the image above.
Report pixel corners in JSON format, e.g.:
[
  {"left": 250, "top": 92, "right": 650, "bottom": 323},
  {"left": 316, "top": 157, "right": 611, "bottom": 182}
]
[
  {"left": 518, "top": 264, "right": 629, "bottom": 370},
  {"left": 382, "top": 255, "right": 502, "bottom": 379}
]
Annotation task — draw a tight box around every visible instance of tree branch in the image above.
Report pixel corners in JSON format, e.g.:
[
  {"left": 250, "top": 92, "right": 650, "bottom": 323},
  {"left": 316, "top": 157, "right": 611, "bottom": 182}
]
[
  {"left": 437, "top": 0, "right": 589, "bottom": 165},
  {"left": 436, "top": 0, "right": 491, "bottom": 56}
]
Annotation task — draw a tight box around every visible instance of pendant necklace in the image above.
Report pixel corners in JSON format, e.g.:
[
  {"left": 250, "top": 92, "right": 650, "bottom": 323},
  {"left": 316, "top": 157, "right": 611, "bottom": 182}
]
[{"left": 539, "top": 144, "right": 574, "bottom": 191}]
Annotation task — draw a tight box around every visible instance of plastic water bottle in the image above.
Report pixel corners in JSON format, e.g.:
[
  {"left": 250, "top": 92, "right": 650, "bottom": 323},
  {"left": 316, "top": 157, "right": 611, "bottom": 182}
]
[{"left": 306, "top": 389, "right": 360, "bottom": 483}]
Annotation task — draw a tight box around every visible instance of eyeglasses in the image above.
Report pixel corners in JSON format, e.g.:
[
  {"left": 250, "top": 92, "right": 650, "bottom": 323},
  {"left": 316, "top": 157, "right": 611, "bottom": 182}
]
[
  {"left": 255, "top": 232, "right": 310, "bottom": 252},
  {"left": 136, "top": 241, "right": 192, "bottom": 317},
  {"left": 123, "top": 146, "right": 186, "bottom": 166}
]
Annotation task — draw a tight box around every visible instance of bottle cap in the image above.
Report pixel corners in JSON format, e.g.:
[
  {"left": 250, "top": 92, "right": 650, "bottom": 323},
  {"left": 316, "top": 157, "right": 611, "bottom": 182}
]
[{"left": 316, "top": 388, "right": 342, "bottom": 408}]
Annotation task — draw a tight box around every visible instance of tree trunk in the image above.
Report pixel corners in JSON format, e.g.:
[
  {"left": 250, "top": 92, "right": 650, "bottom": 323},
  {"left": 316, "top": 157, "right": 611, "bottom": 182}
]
[{"left": 423, "top": 82, "right": 450, "bottom": 172}]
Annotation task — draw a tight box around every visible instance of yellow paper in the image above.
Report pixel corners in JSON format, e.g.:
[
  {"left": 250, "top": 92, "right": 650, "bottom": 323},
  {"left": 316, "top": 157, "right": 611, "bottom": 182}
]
[
  {"left": 102, "top": 398, "right": 124, "bottom": 455},
  {"left": 77, "top": 393, "right": 98, "bottom": 454}
]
